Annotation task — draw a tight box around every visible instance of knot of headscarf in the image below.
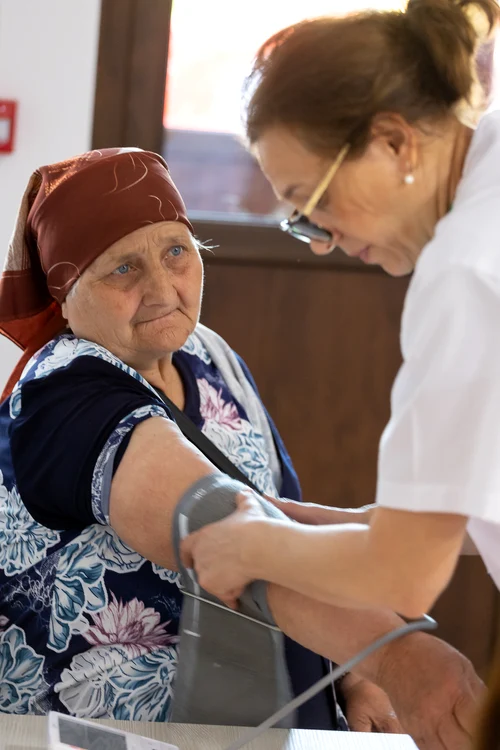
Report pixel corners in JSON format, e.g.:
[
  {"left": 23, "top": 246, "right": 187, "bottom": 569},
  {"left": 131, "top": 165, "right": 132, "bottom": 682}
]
[{"left": 0, "top": 147, "right": 193, "bottom": 399}]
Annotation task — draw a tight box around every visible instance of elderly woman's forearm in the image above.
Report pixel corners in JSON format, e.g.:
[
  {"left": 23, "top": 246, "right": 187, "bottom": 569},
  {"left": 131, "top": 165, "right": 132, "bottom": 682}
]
[{"left": 267, "top": 584, "right": 406, "bottom": 685}]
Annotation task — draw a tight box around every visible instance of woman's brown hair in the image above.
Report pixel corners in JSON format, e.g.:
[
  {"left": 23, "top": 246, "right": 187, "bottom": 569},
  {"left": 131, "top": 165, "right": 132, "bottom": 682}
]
[{"left": 244, "top": 0, "right": 499, "bottom": 157}]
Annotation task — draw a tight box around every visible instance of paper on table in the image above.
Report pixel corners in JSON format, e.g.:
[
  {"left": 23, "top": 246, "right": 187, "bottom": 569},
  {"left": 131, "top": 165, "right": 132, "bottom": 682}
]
[
  {"left": 308, "top": 734, "right": 418, "bottom": 749},
  {"left": 47, "top": 712, "right": 179, "bottom": 750}
]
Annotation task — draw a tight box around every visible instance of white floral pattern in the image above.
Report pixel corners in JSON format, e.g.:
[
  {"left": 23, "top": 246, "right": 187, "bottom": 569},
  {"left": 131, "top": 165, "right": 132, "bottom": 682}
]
[
  {"left": 10, "top": 334, "right": 162, "bottom": 423},
  {"left": 49, "top": 525, "right": 145, "bottom": 653},
  {"left": 151, "top": 565, "right": 181, "bottom": 586},
  {"left": 0, "top": 471, "right": 60, "bottom": 577},
  {"left": 19, "top": 334, "right": 158, "bottom": 399},
  {"left": 9, "top": 385, "right": 22, "bottom": 420},
  {"left": 111, "top": 646, "right": 177, "bottom": 721},
  {"left": 34, "top": 337, "right": 87, "bottom": 378},
  {"left": 181, "top": 334, "right": 211, "bottom": 364},
  {"left": 200, "top": 403, "right": 276, "bottom": 497},
  {"left": 0, "top": 626, "right": 46, "bottom": 714},
  {"left": 56, "top": 645, "right": 134, "bottom": 718},
  {"left": 56, "top": 644, "right": 177, "bottom": 721}
]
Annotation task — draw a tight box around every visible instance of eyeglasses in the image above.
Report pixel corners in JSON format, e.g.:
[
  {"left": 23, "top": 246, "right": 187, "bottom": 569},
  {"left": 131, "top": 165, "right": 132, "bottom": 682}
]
[{"left": 280, "top": 144, "right": 350, "bottom": 245}]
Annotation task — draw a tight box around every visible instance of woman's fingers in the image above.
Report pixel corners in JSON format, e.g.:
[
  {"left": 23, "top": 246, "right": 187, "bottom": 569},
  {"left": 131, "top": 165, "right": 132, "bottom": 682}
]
[
  {"left": 179, "top": 493, "right": 266, "bottom": 603},
  {"left": 267, "top": 496, "right": 374, "bottom": 526},
  {"left": 343, "top": 677, "right": 403, "bottom": 735},
  {"left": 266, "top": 497, "right": 335, "bottom": 524}
]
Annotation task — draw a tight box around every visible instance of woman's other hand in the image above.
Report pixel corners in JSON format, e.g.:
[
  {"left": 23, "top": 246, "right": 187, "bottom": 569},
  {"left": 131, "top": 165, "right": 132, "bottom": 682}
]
[
  {"left": 181, "top": 490, "right": 270, "bottom": 608},
  {"left": 267, "top": 496, "right": 375, "bottom": 526},
  {"left": 340, "top": 673, "right": 402, "bottom": 733}
]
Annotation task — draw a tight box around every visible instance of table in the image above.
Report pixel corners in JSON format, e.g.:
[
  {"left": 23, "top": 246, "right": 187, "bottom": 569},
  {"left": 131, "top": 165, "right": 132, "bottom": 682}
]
[{"left": 0, "top": 715, "right": 417, "bottom": 750}]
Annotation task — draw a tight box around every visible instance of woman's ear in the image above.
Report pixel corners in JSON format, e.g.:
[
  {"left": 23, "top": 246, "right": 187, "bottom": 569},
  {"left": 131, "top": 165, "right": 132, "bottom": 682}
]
[
  {"left": 370, "top": 113, "right": 412, "bottom": 152},
  {"left": 61, "top": 300, "right": 68, "bottom": 320},
  {"left": 369, "top": 113, "right": 417, "bottom": 177}
]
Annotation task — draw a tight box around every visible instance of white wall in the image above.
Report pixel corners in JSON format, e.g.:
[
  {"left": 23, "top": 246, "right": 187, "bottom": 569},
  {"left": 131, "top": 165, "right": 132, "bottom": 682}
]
[{"left": 0, "top": 0, "right": 101, "bottom": 386}]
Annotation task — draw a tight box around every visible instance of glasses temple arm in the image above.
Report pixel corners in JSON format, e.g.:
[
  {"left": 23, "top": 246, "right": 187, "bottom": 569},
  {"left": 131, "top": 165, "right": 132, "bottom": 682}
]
[{"left": 303, "top": 144, "right": 350, "bottom": 218}]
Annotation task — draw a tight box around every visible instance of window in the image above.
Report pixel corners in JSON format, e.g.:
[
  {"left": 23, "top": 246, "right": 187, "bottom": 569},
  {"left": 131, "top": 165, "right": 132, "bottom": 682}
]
[{"left": 162, "top": 1, "right": 407, "bottom": 223}]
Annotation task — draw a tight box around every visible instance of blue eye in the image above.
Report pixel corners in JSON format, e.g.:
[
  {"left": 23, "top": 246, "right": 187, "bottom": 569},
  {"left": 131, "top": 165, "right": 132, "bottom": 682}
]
[
  {"left": 169, "top": 245, "right": 184, "bottom": 257},
  {"left": 112, "top": 264, "right": 131, "bottom": 276}
]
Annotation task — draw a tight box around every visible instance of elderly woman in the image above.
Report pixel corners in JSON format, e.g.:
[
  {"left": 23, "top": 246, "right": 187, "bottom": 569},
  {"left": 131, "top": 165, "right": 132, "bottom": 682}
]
[
  {"left": 0, "top": 148, "right": 483, "bottom": 749},
  {"left": 182, "top": 0, "right": 500, "bottom": 614}
]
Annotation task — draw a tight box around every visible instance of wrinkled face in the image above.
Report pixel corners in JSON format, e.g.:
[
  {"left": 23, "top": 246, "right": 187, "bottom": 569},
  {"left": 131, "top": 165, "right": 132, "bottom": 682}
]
[
  {"left": 62, "top": 221, "right": 203, "bottom": 370},
  {"left": 255, "top": 124, "right": 429, "bottom": 277}
]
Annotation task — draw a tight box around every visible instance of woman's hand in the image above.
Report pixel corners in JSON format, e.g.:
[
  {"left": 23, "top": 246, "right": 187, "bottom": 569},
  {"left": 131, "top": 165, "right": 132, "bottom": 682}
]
[
  {"left": 340, "top": 673, "right": 402, "bottom": 733},
  {"left": 267, "top": 496, "right": 376, "bottom": 526},
  {"left": 181, "top": 490, "right": 270, "bottom": 608}
]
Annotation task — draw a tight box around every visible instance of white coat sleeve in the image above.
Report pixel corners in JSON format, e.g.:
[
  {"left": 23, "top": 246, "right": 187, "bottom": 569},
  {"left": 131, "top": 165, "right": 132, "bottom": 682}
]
[{"left": 377, "top": 264, "right": 500, "bottom": 524}]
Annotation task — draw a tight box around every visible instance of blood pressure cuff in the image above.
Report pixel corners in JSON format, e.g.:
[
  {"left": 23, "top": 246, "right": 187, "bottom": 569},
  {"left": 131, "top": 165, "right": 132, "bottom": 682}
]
[{"left": 170, "top": 474, "right": 296, "bottom": 728}]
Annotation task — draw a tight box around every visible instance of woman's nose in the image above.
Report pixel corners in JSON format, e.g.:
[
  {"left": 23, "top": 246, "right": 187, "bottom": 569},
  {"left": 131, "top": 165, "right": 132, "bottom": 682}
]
[
  {"left": 309, "top": 239, "right": 335, "bottom": 256},
  {"left": 309, "top": 228, "right": 344, "bottom": 256},
  {"left": 142, "top": 268, "right": 176, "bottom": 304}
]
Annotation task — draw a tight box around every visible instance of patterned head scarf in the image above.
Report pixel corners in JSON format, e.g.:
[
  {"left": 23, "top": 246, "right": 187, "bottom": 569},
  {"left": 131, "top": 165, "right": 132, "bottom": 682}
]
[{"left": 0, "top": 147, "right": 193, "bottom": 399}]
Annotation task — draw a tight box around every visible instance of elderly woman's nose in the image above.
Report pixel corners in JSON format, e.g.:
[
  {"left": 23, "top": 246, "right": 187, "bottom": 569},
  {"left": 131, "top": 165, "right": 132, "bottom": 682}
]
[{"left": 142, "top": 268, "right": 177, "bottom": 303}]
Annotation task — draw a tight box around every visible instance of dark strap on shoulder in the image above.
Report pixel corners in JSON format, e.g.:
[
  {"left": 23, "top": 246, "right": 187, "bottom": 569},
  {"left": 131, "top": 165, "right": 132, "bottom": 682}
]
[{"left": 155, "top": 388, "right": 259, "bottom": 493}]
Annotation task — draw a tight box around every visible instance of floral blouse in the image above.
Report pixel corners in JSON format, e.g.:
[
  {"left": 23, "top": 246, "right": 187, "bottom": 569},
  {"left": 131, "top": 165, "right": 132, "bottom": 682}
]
[{"left": 0, "top": 330, "right": 339, "bottom": 728}]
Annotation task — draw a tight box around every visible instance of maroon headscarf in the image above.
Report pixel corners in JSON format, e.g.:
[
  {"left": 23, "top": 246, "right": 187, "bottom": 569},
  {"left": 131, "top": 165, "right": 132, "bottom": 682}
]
[{"left": 0, "top": 147, "right": 193, "bottom": 398}]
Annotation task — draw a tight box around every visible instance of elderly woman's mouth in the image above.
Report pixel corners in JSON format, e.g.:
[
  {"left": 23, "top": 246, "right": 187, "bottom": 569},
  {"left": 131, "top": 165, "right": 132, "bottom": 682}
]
[{"left": 136, "top": 310, "right": 179, "bottom": 325}]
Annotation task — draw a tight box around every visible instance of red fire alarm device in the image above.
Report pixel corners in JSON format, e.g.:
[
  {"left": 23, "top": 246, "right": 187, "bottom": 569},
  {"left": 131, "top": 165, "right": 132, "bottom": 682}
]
[{"left": 0, "top": 100, "right": 17, "bottom": 153}]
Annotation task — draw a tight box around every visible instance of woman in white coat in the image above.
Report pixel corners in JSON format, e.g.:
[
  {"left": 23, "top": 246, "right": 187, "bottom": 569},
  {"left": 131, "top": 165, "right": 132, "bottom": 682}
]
[{"left": 183, "top": 0, "right": 500, "bottom": 622}]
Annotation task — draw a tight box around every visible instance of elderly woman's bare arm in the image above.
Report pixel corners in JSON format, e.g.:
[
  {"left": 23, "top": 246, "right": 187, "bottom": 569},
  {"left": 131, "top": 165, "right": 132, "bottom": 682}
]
[{"left": 109, "top": 416, "right": 219, "bottom": 570}]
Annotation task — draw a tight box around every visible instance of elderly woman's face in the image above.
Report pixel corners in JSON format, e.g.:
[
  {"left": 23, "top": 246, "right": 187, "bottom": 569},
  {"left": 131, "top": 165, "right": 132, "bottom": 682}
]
[
  {"left": 256, "top": 125, "right": 426, "bottom": 277},
  {"left": 61, "top": 221, "right": 203, "bottom": 368}
]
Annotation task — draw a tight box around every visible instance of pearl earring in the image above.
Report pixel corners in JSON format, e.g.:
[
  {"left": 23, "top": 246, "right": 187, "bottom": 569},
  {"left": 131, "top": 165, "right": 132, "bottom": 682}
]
[{"left": 404, "top": 173, "right": 415, "bottom": 185}]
